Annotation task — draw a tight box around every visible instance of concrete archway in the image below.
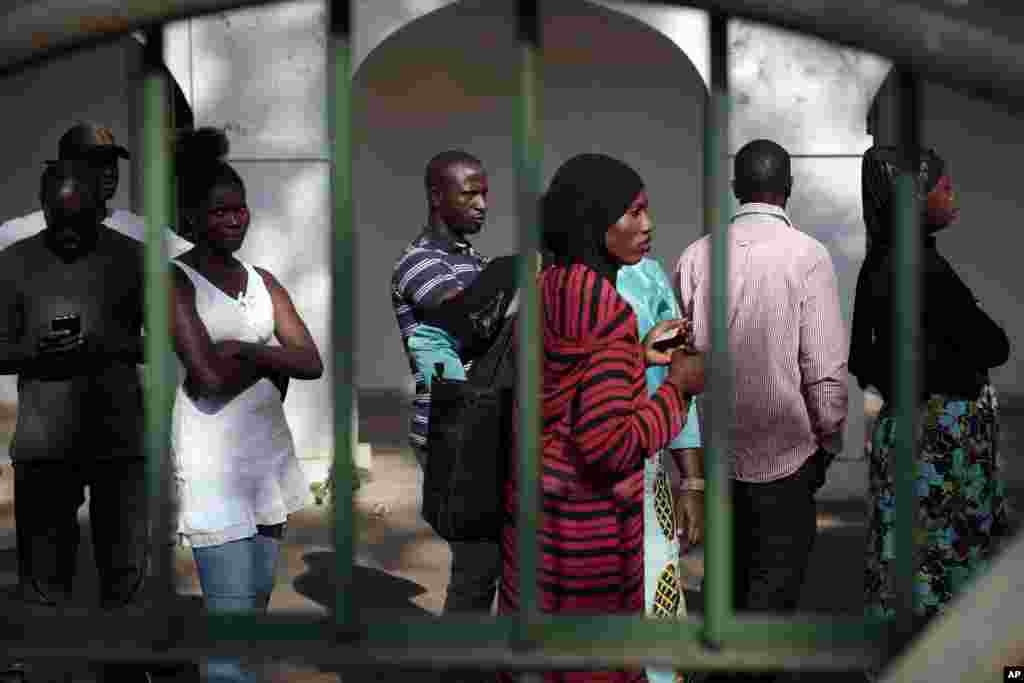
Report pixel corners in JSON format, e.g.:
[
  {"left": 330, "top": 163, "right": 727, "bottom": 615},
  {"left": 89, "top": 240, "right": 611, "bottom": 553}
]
[{"left": 352, "top": 0, "right": 708, "bottom": 392}]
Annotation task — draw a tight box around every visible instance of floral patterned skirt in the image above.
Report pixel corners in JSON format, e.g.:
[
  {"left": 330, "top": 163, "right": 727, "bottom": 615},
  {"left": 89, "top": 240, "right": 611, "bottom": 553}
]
[{"left": 865, "top": 384, "right": 1008, "bottom": 620}]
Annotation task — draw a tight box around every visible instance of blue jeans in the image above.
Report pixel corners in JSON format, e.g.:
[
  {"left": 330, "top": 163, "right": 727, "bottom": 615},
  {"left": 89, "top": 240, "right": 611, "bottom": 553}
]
[{"left": 192, "top": 525, "right": 284, "bottom": 683}]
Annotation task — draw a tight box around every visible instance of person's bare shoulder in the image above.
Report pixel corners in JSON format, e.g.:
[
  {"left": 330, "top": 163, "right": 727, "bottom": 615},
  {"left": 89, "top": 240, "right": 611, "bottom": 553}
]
[{"left": 253, "top": 266, "right": 276, "bottom": 288}]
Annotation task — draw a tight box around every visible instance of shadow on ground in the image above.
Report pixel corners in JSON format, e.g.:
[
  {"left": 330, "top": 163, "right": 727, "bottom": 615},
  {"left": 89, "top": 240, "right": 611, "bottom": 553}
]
[
  {"left": 294, "top": 552, "right": 431, "bottom": 614},
  {"left": 290, "top": 552, "right": 449, "bottom": 683}
]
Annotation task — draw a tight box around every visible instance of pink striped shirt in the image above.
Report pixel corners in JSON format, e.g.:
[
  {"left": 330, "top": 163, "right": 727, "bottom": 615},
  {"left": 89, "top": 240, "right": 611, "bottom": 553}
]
[{"left": 674, "top": 203, "right": 848, "bottom": 483}]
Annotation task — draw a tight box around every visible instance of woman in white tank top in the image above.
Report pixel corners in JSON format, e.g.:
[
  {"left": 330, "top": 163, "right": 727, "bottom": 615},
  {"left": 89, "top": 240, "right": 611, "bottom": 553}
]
[{"left": 169, "top": 128, "right": 323, "bottom": 683}]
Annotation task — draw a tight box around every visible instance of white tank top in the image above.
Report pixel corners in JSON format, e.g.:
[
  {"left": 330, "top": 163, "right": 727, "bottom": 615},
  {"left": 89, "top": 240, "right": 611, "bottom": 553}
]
[{"left": 170, "top": 259, "right": 310, "bottom": 547}]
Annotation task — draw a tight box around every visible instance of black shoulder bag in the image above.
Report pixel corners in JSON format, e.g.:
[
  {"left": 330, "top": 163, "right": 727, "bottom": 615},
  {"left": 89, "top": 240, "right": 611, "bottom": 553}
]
[{"left": 423, "top": 314, "right": 517, "bottom": 542}]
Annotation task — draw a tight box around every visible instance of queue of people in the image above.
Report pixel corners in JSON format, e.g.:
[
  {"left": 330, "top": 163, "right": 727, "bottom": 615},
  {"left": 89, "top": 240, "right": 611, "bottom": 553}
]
[
  {"left": 0, "top": 120, "right": 1009, "bottom": 683},
  {"left": 0, "top": 123, "right": 323, "bottom": 683},
  {"left": 393, "top": 141, "right": 1010, "bottom": 683}
]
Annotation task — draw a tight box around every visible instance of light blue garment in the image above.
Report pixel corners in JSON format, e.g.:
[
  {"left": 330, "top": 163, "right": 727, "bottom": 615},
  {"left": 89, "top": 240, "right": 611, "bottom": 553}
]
[
  {"left": 618, "top": 256, "right": 701, "bottom": 683},
  {"left": 193, "top": 532, "right": 283, "bottom": 682},
  {"left": 407, "top": 322, "right": 466, "bottom": 388},
  {"left": 617, "top": 257, "right": 701, "bottom": 448}
]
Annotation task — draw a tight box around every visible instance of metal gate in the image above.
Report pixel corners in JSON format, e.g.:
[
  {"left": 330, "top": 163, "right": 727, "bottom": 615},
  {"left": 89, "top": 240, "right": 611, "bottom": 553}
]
[{"left": 0, "top": 1, "right": 1020, "bottom": 679}]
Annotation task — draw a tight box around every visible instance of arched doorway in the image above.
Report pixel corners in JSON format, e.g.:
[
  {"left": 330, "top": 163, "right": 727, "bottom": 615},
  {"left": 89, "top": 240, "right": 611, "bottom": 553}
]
[{"left": 352, "top": 0, "right": 708, "bottom": 394}]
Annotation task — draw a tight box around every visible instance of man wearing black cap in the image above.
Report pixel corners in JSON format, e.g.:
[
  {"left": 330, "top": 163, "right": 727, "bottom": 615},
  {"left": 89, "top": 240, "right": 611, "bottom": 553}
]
[
  {"left": 0, "top": 121, "right": 191, "bottom": 255},
  {"left": 0, "top": 160, "right": 156, "bottom": 683}
]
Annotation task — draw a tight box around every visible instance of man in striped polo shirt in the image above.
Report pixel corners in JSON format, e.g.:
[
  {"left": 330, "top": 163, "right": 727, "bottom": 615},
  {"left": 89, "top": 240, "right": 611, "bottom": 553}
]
[
  {"left": 675, "top": 139, "right": 848, "bottom": 683},
  {"left": 391, "top": 150, "right": 500, "bottom": 631}
]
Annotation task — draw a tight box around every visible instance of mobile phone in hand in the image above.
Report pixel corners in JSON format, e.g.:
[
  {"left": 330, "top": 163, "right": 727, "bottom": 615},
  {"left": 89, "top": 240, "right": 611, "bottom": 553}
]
[
  {"left": 652, "top": 330, "right": 686, "bottom": 353},
  {"left": 51, "top": 313, "right": 81, "bottom": 336}
]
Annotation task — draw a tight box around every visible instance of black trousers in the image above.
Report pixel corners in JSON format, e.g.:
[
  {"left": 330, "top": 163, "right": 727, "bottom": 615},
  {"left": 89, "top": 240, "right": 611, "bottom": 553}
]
[
  {"left": 413, "top": 446, "right": 501, "bottom": 613},
  {"left": 416, "top": 446, "right": 500, "bottom": 683},
  {"left": 14, "top": 458, "right": 150, "bottom": 607},
  {"left": 703, "top": 453, "right": 825, "bottom": 683},
  {"left": 13, "top": 458, "right": 156, "bottom": 682}
]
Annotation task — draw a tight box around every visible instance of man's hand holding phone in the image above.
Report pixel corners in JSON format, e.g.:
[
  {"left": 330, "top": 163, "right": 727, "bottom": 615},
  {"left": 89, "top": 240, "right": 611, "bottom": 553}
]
[{"left": 37, "top": 314, "right": 85, "bottom": 356}]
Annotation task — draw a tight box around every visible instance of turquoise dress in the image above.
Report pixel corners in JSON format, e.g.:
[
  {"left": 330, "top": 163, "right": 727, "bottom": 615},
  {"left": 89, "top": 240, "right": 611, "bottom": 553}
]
[{"left": 617, "top": 257, "right": 702, "bottom": 683}]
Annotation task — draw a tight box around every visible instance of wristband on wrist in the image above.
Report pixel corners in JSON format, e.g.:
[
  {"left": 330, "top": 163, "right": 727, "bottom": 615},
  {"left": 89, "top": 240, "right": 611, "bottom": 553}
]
[{"left": 679, "top": 478, "right": 705, "bottom": 492}]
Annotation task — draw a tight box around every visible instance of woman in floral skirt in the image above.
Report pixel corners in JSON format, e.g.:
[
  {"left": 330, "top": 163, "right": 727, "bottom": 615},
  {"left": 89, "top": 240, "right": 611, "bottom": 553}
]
[{"left": 849, "top": 145, "right": 1010, "bottom": 630}]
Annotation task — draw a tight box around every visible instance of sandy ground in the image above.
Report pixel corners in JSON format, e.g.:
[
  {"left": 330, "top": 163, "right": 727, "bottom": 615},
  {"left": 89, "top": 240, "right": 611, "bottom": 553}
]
[
  {"left": 0, "top": 451, "right": 895, "bottom": 683},
  {"left": 0, "top": 393, "right": 1020, "bottom": 681}
]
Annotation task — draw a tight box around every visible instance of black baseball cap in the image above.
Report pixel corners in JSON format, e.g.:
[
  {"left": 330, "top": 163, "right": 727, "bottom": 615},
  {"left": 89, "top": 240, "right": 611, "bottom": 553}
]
[{"left": 55, "top": 123, "right": 130, "bottom": 162}]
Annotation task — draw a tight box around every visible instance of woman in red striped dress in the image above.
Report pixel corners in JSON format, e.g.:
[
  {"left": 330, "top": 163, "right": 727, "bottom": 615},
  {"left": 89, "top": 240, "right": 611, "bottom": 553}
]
[{"left": 498, "top": 154, "right": 706, "bottom": 683}]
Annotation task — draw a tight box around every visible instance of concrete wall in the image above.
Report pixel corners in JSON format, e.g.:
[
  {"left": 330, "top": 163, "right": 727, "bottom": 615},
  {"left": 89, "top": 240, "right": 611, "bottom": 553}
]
[
  {"left": 161, "top": 0, "right": 906, "bottom": 464},
  {"left": 0, "top": 36, "right": 143, "bottom": 228},
  {"left": 164, "top": 1, "right": 334, "bottom": 462},
  {"left": 2, "top": 1, "right": 1018, "bottom": 469},
  {"left": 920, "top": 81, "right": 1023, "bottom": 393}
]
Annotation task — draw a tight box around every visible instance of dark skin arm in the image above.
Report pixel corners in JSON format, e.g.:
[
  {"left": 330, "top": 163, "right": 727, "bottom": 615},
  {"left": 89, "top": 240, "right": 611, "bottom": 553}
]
[
  {"left": 672, "top": 446, "right": 705, "bottom": 546},
  {"left": 169, "top": 264, "right": 276, "bottom": 398},
  {"left": 220, "top": 268, "right": 324, "bottom": 381}
]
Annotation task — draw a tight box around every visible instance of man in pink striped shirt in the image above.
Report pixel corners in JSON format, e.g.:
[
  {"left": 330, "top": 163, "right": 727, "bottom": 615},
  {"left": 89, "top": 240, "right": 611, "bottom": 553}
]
[{"left": 675, "top": 139, "right": 848, "bottom": 681}]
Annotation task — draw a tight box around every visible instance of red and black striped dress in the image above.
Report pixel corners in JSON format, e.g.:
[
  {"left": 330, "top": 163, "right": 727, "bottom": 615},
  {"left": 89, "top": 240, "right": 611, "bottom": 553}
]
[{"left": 497, "top": 264, "right": 689, "bottom": 683}]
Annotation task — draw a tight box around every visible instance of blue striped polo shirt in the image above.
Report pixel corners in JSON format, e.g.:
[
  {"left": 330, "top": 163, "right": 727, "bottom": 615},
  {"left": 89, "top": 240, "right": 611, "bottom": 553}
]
[{"left": 391, "top": 231, "right": 489, "bottom": 450}]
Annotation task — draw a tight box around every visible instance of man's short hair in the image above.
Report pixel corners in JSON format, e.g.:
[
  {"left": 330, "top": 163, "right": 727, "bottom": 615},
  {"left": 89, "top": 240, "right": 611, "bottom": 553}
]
[
  {"left": 734, "top": 139, "right": 792, "bottom": 198},
  {"left": 424, "top": 150, "right": 483, "bottom": 194}
]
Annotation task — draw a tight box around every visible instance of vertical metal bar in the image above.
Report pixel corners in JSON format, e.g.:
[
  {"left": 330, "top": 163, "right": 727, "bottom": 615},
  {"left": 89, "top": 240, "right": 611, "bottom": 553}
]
[
  {"left": 516, "top": 0, "right": 542, "bottom": 639},
  {"left": 329, "top": 0, "right": 355, "bottom": 630},
  {"left": 891, "top": 67, "right": 921, "bottom": 651},
  {"left": 141, "top": 27, "right": 175, "bottom": 608},
  {"left": 702, "top": 11, "right": 733, "bottom": 651}
]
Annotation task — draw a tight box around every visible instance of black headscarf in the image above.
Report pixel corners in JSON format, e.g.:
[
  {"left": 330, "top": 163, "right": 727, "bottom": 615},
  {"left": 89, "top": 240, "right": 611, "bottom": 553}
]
[
  {"left": 849, "top": 145, "right": 946, "bottom": 388},
  {"left": 541, "top": 153, "right": 645, "bottom": 284}
]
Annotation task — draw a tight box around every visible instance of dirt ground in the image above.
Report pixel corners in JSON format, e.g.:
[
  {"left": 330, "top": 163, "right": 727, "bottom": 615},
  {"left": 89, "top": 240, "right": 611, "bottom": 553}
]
[
  {"left": 0, "top": 449, "right": 875, "bottom": 683},
  {"left": 0, "top": 391, "right": 1020, "bottom": 681}
]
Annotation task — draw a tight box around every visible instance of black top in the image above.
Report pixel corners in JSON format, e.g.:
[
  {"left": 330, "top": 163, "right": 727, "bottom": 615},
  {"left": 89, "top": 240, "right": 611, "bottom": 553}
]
[
  {"left": 0, "top": 226, "right": 145, "bottom": 461},
  {"left": 420, "top": 253, "right": 520, "bottom": 359},
  {"left": 849, "top": 236, "right": 1009, "bottom": 402}
]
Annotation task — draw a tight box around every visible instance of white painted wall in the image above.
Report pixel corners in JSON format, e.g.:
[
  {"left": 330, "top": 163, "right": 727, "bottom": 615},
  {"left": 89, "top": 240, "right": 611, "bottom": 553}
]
[
  {"left": 2, "top": 0, "right": 1015, "bottom": 470},
  {"left": 160, "top": 0, "right": 903, "bottom": 465},
  {"left": 165, "top": 1, "right": 335, "bottom": 464}
]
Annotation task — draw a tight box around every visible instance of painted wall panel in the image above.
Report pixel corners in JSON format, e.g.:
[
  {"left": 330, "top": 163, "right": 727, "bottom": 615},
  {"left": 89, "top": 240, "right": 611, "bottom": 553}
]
[
  {"left": 189, "top": 0, "right": 328, "bottom": 159},
  {"left": 229, "top": 159, "right": 333, "bottom": 460}
]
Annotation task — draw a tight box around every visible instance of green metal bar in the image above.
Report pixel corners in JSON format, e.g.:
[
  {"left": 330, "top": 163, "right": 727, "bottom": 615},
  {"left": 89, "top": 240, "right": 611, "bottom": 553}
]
[
  {"left": 716, "top": 615, "right": 889, "bottom": 645},
  {"left": 140, "top": 27, "right": 176, "bottom": 611},
  {"left": 1, "top": 609, "right": 888, "bottom": 647},
  {"left": 329, "top": 0, "right": 356, "bottom": 632},
  {"left": 0, "top": 1, "right": 982, "bottom": 675},
  {"left": 891, "top": 68, "right": 922, "bottom": 653},
  {"left": 516, "top": 0, "right": 543, "bottom": 642},
  {"left": 0, "top": 612, "right": 883, "bottom": 669},
  {"left": 528, "top": 615, "right": 701, "bottom": 647},
  {"left": 702, "top": 11, "right": 734, "bottom": 651}
]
